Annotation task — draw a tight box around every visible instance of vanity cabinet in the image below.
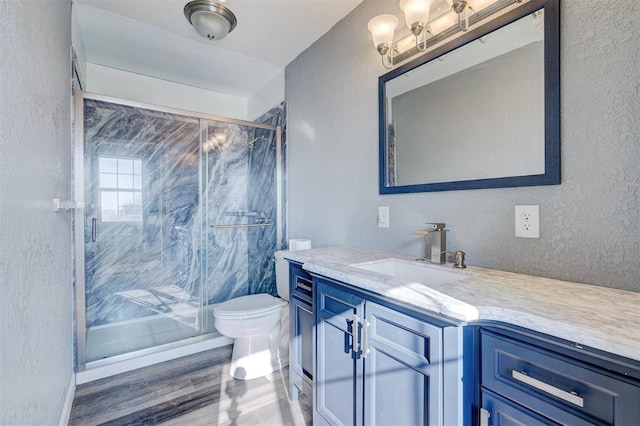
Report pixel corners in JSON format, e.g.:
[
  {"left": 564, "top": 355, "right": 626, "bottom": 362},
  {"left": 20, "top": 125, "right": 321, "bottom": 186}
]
[
  {"left": 314, "top": 276, "right": 460, "bottom": 426},
  {"left": 288, "top": 261, "right": 314, "bottom": 403},
  {"left": 479, "top": 327, "right": 640, "bottom": 426},
  {"left": 282, "top": 248, "right": 640, "bottom": 426}
]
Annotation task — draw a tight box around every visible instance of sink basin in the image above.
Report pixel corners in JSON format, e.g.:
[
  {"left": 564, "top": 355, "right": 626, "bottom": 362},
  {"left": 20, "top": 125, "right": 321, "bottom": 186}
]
[{"left": 352, "top": 259, "right": 465, "bottom": 286}]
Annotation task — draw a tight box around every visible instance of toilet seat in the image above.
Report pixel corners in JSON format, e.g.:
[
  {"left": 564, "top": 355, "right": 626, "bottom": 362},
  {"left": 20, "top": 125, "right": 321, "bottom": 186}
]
[{"left": 214, "top": 293, "right": 284, "bottom": 319}]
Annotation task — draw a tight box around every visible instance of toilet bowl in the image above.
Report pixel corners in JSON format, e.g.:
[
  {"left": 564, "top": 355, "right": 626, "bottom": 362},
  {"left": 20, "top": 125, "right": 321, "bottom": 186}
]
[{"left": 213, "top": 257, "right": 290, "bottom": 380}]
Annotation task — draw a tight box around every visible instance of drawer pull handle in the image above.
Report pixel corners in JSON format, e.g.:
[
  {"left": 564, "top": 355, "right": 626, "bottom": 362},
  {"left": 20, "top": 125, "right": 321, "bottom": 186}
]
[
  {"left": 295, "top": 277, "right": 312, "bottom": 293},
  {"left": 512, "top": 370, "right": 584, "bottom": 407}
]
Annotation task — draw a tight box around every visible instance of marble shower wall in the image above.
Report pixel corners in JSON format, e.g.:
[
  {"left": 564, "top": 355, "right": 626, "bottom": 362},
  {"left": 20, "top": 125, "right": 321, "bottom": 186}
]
[
  {"left": 83, "top": 99, "right": 285, "bottom": 332},
  {"left": 203, "top": 103, "right": 286, "bottom": 303},
  {"left": 202, "top": 122, "right": 252, "bottom": 305},
  {"left": 84, "top": 100, "right": 201, "bottom": 328},
  {"left": 249, "top": 103, "right": 287, "bottom": 296}
]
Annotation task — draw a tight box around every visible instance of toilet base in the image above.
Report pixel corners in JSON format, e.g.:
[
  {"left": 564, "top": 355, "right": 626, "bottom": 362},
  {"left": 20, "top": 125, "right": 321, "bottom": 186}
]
[{"left": 229, "top": 334, "right": 289, "bottom": 380}]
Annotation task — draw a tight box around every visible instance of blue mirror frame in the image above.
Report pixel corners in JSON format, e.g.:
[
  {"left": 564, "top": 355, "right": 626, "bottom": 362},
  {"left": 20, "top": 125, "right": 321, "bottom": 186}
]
[{"left": 379, "top": 0, "right": 560, "bottom": 194}]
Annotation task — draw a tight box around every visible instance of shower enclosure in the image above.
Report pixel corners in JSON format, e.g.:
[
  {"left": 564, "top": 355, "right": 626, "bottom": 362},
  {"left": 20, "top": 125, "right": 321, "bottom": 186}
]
[{"left": 73, "top": 92, "right": 284, "bottom": 372}]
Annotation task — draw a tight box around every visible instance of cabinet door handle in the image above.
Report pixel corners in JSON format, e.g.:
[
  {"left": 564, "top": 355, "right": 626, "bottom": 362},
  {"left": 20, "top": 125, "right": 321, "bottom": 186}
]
[
  {"left": 361, "top": 319, "right": 370, "bottom": 358},
  {"left": 480, "top": 408, "right": 490, "bottom": 426},
  {"left": 351, "top": 314, "right": 360, "bottom": 356},
  {"left": 512, "top": 370, "right": 584, "bottom": 407}
]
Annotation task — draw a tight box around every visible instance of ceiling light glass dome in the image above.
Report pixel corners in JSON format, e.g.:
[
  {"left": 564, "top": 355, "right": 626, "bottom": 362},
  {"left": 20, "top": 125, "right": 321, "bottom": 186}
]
[{"left": 184, "top": 1, "right": 237, "bottom": 40}]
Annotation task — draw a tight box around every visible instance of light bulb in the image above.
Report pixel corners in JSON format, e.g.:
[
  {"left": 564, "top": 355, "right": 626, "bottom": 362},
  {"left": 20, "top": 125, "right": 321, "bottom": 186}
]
[
  {"left": 367, "top": 14, "right": 399, "bottom": 53},
  {"left": 190, "top": 10, "right": 231, "bottom": 40},
  {"left": 399, "top": 0, "right": 433, "bottom": 33}
]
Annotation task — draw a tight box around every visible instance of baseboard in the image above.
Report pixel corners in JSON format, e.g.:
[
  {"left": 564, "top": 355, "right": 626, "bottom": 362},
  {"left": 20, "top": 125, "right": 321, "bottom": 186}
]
[{"left": 59, "top": 372, "right": 76, "bottom": 426}]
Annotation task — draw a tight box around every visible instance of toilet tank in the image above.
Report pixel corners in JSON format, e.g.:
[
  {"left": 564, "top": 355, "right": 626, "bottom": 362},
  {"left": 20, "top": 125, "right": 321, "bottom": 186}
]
[{"left": 275, "top": 257, "right": 290, "bottom": 302}]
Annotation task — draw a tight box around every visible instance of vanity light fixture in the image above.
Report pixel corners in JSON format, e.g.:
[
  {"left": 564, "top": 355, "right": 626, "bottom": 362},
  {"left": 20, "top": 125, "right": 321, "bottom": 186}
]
[
  {"left": 399, "top": 0, "right": 433, "bottom": 52},
  {"left": 448, "top": 0, "right": 471, "bottom": 31},
  {"left": 368, "top": 0, "right": 522, "bottom": 69},
  {"left": 184, "top": 0, "right": 237, "bottom": 41},
  {"left": 367, "top": 14, "right": 400, "bottom": 69}
]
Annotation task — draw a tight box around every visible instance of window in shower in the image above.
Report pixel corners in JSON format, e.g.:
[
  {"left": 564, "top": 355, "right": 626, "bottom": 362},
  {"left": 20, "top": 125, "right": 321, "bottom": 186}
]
[{"left": 98, "top": 156, "right": 142, "bottom": 222}]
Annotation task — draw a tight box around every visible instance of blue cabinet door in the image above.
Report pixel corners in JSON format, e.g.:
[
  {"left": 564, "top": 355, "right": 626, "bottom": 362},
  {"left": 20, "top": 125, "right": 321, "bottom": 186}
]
[
  {"left": 315, "top": 278, "right": 451, "bottom": 426},
  {"left": 363, "top": 301, "right": 443, "bottom": 426},
  {"left": 314, "top": 279, "right": 365, "bottom": 426},
  {"left": 290, "top": 295, "right": 313, "bottom": 401},
  {"left": 289, "top": 261, "right": 314, "bottom": 401}
]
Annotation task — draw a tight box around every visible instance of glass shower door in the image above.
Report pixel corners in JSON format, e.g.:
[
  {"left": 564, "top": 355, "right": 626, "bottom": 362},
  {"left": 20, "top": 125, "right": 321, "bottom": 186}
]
[
  {"left": 201, "top": 120, "right": 280, "bottom": 305},
  {"left": 82, "top": 99, "right": 207, "bottom": 362},
  {"left": 75, "top": 94, "right": 284, "bottom": 370}
]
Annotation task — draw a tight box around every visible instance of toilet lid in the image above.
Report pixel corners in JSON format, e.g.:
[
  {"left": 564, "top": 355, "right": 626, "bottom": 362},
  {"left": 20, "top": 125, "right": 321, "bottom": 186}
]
[{"left": 214, "top": 293, "right": 285, "bottom": 319}]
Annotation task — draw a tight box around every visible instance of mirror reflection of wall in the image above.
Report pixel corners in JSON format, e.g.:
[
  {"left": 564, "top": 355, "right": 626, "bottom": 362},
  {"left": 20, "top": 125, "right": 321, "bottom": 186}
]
[{"left": 392, "top": 41, "right": 544, "bottom": 185}]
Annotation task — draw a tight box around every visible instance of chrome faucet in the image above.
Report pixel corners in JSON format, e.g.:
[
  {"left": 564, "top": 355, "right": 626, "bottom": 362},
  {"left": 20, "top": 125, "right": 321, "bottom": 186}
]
[{"left": 414, "top": 223, "right": 447, "bottom": 264}]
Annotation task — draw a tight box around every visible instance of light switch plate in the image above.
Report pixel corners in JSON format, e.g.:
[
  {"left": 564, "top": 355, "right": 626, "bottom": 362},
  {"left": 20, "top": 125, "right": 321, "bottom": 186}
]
[
  {"left": 515, "top": 205, "right": 540, "bottom": 238},
  {"left": 378, "top": 206, "right": 389, "bottom": 228}
]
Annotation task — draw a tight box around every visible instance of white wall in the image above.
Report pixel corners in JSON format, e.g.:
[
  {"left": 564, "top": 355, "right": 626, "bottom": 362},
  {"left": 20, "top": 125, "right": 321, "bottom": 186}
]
[
  {"left": 248, "top": 70, "right": 285, "bottom": 121},
  {"left": 0, "top": 1, "right": 74, "bottom": 424},
  {"left": 85, "top": 63, "right": 248, "bottom": 119},
  {"left": 71, "top": 5, "right": 87, "bottom": 88},
  {"left": 285, "top": 0, "right": 640, "bottom": 291}
]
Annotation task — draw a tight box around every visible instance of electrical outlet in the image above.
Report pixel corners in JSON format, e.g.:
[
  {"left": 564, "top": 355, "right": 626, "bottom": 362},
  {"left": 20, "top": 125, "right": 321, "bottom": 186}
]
[
  {"left": 378, "top": 206, "right": 390, "bottom": 228},
  {"left": 515, "top": 205, "right": 539, "bottom": 238}
]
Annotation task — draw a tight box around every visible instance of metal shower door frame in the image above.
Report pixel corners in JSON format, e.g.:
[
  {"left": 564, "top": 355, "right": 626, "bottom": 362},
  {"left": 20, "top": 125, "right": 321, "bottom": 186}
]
[{"left": 72, "top": 90, "right": 283, "bottom": 372}]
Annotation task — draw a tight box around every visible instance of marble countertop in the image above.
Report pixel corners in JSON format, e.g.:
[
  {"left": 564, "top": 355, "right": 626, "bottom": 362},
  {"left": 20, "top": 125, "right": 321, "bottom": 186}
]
[{"left": 276, "top": 246, "right": 640, "bottom": 361}]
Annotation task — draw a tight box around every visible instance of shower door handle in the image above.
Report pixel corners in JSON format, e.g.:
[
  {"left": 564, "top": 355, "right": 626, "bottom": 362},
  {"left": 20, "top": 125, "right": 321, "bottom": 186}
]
[{"left": 91, "top": 217, "right": 97, "bottom": 242}]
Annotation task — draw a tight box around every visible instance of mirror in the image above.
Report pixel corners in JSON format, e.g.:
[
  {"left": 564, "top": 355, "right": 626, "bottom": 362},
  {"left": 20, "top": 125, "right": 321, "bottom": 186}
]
[{"left": 379, "top": 0, "right": 559, "bottom": 194}]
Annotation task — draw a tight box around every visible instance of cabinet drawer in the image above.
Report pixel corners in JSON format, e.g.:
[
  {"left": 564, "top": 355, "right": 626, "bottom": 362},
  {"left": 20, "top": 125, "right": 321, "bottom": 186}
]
[
  {"left": 481, "top": 330, "right": 640, "bottom": 425},
  {"left": 289, "top": 262, "right": 312, "bottom": 303},
  {"left": 482, "top": 389, "right": 571, "bottom": 426}
]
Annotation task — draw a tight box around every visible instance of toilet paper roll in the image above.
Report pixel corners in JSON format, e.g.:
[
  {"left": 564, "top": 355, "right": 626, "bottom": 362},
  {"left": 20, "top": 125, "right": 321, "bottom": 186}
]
[{"left": 288, "top": 239, "right": 312, "bottom": 251}]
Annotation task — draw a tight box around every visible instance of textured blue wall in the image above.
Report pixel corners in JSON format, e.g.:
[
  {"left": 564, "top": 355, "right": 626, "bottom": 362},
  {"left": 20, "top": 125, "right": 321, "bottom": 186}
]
[
  {"left": 285, "top": 0, "right": 640, "bottom": 291},
  {"left": 0, "top": 1, "right": 73, "bottom": 424}
]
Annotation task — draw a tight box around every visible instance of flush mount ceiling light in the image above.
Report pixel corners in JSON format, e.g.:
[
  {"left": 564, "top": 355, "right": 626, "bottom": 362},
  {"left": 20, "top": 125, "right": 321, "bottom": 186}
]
[{"left": 184, "top": 0, "right": 237, "bottom": 41}]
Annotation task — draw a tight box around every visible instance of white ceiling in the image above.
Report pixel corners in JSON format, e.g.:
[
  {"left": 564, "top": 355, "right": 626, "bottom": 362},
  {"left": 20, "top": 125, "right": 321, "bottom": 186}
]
[{"left": 73, "top": 0, "right": 363, "bottom": 97}]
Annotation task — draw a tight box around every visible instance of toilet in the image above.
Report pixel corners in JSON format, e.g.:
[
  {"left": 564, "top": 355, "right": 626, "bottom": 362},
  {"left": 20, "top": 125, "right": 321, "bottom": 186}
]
[{"left": 213, "top": 257, "right": 290, "bottom": 380}]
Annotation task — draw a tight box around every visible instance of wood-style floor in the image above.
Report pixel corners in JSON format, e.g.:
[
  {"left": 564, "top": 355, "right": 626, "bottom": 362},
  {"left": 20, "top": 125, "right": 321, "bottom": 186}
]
[{"left": 68, "top": 345, "right": 312, "bottom": 425}]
